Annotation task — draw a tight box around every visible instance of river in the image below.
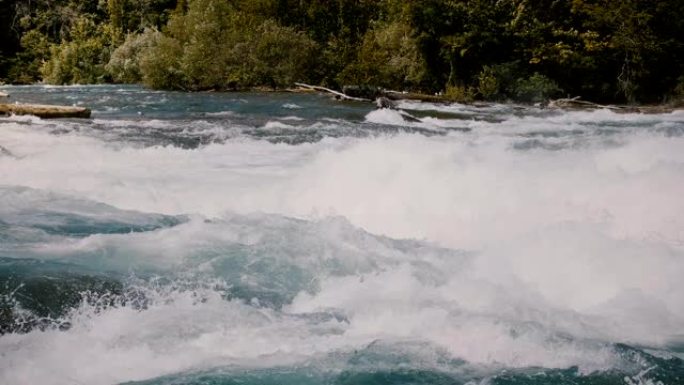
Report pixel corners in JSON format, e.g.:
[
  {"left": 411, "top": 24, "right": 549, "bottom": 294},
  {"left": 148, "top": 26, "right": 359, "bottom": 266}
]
[{"left": 0, "top": 84, "right": 683, "bottom": 384}]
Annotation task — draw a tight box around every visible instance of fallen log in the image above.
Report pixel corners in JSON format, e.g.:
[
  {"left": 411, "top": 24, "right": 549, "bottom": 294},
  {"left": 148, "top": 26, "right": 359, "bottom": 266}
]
[
  {"left": 547, "top": 96, "right": 619, "bottom": 110},
  {"left": 0, "top": 103, "right": 91, "bottom": 119},
  {"left": 292, "top": 84, "right": 682, "bottom": 114},
  {"left": 294, "top": 83, "right": 453, "bottom": 104},
  {"left": 294, "top": 82, "right": 371, "bottom": 102},
  {"left": 381, "top": 90, "right": 451, "bottom": 104},
  {"left": 547, "top": 97, "right": 683, "bottom": 114}
]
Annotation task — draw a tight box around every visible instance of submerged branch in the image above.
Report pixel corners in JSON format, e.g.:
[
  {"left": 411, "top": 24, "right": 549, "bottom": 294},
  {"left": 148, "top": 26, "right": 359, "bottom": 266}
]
[
  {"left": 294, "top": 83, "right": 371, "bottom": 102},
  {"left": 548, "top": 97, "right": 680, "bottom": 114}
]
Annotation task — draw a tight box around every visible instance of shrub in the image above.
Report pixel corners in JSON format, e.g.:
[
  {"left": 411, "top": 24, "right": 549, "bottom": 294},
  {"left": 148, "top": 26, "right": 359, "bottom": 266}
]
[
  {"left": 139, "top": 35, "right": 186, "bottom": 89},
  {"left": 41, "top": 17, "right": 112, "bottom": 84},
  {"left": 138, "top": 0, "right": 318, "bottom": 90},
  {"left": 514, "top": 73, "right": 562, "bottom": 103},
  {"left": 672, "top": 76, "right": 684, "bottom": 98},
  {"left": 106, "top": 29, "right": 161, "bottom": 83},
  {"left": 476, "top": 66, "right": 499, "bottom": 100},
  {"left": 444, "top": 84, "right": 475, "bottom": 103},
  {"left": 338, "top": 21, "right": 427, "bottom": 91},
  {"left": 248, "top": 20, "right": 318, "bottom": 89},
  {"left": 8, "top": 29, "right": 51, "bottom": 83},
  {"left": 475, "top": 62, "right": 520, "bottom": 101}
]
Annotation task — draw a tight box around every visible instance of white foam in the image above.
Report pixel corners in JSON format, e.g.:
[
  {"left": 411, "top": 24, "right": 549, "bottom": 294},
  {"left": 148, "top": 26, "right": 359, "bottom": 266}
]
[
  {"left": 1, "top": 117, "right": 683, "bottom": 249},
  {"left": 281, "top": 116, "right": 304, "bottom": 121},
  {"left": 0, "top": 215, "right": 625, "bottom": 384},
  {"left": 1, "top": 107, "right": 684, "bottom": 382},
  {"left": 262, "top": 121, "right": 297, "bottom": 130},
  {"left": 0, "top": 282, "right": 619, "bottom": 385},
  {"left": 92, "top": 118, "right": 172, "bottom": 129},
  {"left": 365, "top": 108, "right": 414, "bottom": 126},
  {"left": 0, "top": 289, "right": 334, "bottom": 385},
  {"left": 204, "top": 110, "right": 235, "bottom": 117},
  {"left": 1, "top": 114, "right": 49, "bottom": 125},
  {"left": 365, "top": 108, "right": 447, "bottom": 132},
  {"left": 397, "top": 99, "right": 517, "bottom": 117}
]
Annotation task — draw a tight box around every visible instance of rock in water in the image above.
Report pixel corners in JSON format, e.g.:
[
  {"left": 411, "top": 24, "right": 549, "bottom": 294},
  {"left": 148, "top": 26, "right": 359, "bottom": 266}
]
[
  {"left": 375, "top": 96, "right": 397, "bottom": 109},
  {"left": 0, "top": 145, "right": 14, "bottom": 157}
]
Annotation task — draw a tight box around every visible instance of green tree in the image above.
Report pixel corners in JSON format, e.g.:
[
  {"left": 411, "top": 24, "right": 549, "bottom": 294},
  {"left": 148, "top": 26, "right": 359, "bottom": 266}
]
[
  {"left": 571, "top": 0, "right": 684, "bottom": 102},
  {"left": 139, "top": 33, "right": 185, "bottom": 89},
  {"left": 339, "top": 21, "right": 427, "bottom": 90},
  {"left": 138, "top": 0, "right": 318, "bottom": 90},
  {"left": 41, "top": 16, "right": 113, "bottom": 84},
  {"left": 106, "top": 28, "right": 160, "bottom": 83}
]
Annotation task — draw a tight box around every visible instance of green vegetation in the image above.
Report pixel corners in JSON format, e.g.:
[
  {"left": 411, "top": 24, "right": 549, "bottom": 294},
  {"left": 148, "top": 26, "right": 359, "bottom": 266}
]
[
  {"left": 1, "top": 0, "right": 683, "bottom": 104},
  {"left": 137, "top": 0, "right": 318, "bottom": 90}
]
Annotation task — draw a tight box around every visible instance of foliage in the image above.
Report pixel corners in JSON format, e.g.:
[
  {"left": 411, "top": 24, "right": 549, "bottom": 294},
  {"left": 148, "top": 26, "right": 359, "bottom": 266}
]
[
  {"left": 1, "top": 0, "right": 683, "bottom": 103},
  {"left": 674, "top": 76, "right": 684, "bottom": 99},
  {"left": 41, "top": 16, "right": 113, "bottom": 84},
  {"left": 137, "top": 0, "right": 318, "bottom": 90},
  {"left": 248, "top": 20, "right": 319, "bottom": 89},
  {"left": 8, "top": 30, "right": 52, "bottom": 84},
  {"left": 514, "top": 73, "right": 562, "bottom": 103},
  {"left": 106, "top": 29, "right": 160, "bottom": 83},
  {"left": 475, "top": 62, "right": 520, "bottom": 100},
  {"left": 339, "top": 21, "right": 427, "bottom": 90},
  {"left": 476, "top": 66, "right": 500, "bottom": 100},
  {"left": 444, "top": 84, "right": 475, "bottom": 103},
  {"left": 138, "top": 33, "right": 185, "bottom": 89}
]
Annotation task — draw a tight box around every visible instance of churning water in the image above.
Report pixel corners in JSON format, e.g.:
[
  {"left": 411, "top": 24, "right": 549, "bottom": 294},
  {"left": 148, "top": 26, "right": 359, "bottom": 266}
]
[{"left": 0, "top": 85, "right": 683, "bottom": 385}]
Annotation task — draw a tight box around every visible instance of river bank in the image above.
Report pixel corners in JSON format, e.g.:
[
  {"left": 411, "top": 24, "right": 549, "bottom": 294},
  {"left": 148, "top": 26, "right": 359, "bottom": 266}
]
[{"left": 1, "top": 83, "right": 683, "bottom": 123}]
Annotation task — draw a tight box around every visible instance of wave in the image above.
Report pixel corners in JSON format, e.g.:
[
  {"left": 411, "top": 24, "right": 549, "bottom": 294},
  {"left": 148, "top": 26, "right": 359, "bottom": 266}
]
[
  {"left": 0, "top": 186, "right": 184, "bottom": 240},
  {"left": 0, "top": 210, "right": 681, "bottom": 383},
  {"left": 365, "top": 108, "right": 450, "bottom": 133},
  {"left": 121, "top": 345, "right": 684, "bottom": 385},
  {"left": 1, "top": 86, "right": 684, "bottom": 384}
]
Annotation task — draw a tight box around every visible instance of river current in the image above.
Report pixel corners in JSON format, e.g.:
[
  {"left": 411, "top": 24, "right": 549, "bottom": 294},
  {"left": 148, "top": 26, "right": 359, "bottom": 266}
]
[{"left": 0, "top": 85, "right": 683, "bottom": 384}]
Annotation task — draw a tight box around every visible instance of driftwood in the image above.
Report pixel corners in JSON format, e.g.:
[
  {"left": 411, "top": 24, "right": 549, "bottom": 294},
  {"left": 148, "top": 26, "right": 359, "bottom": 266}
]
[
  {"left": 294, "top": 83, "right": 371, "bottom": 102},
  {"left": 381, "top": 90, "right": 450, "bottom": 104},
  {"left": 547, "top": 96, "right": 622, "bottom": 110},
  {"left": 0, "top": 103, "right": 91, "bottom": 119},
  {"left": 295, "top": 83, "right": 682, "bottom": 114},
  {"left": 547, "top": 96, "right": 681, "bottom": 114},
  {"left": 294, "top": 83, "right": 454, "bottom": 105}
]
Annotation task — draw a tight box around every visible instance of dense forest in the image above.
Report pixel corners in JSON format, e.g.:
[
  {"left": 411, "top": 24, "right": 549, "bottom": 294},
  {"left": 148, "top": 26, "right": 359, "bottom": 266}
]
[{"left": 1, "top": 0, "right": 683, "bottom": 103}]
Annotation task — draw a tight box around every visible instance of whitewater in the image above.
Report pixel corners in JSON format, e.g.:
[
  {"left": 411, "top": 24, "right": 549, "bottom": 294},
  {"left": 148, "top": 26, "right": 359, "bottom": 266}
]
[{"left": 0, "top": 85, "right": 682, "bottom": 385}]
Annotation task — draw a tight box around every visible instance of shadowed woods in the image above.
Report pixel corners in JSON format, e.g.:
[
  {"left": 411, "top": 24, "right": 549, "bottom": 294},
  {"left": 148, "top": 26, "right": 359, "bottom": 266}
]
[{"left": 1, "top": 0, "right": 683, "bottom": 104}]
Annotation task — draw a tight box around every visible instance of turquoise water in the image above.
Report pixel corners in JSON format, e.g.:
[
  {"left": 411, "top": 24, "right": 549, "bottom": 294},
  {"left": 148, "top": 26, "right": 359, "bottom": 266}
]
[{"left": 1, "top": 85, "right": 683, "bottom": 384}]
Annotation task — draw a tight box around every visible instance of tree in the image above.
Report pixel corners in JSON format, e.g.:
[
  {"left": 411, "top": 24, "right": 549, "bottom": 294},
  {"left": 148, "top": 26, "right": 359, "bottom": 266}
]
[
  {"left": 41, "top": 15, "right": 113, "bottom": 84},
  {"left": 138, "top": 0, "right": 318, "bottom": 90},
  {"left": 339, "top": 21, "right": 427, "bottom": 90}
]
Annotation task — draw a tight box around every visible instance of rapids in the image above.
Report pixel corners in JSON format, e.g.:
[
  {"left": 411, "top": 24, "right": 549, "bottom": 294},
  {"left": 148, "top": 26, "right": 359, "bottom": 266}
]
[{"left": 0, "top": 85, "right": 683, "bottom": 385}]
